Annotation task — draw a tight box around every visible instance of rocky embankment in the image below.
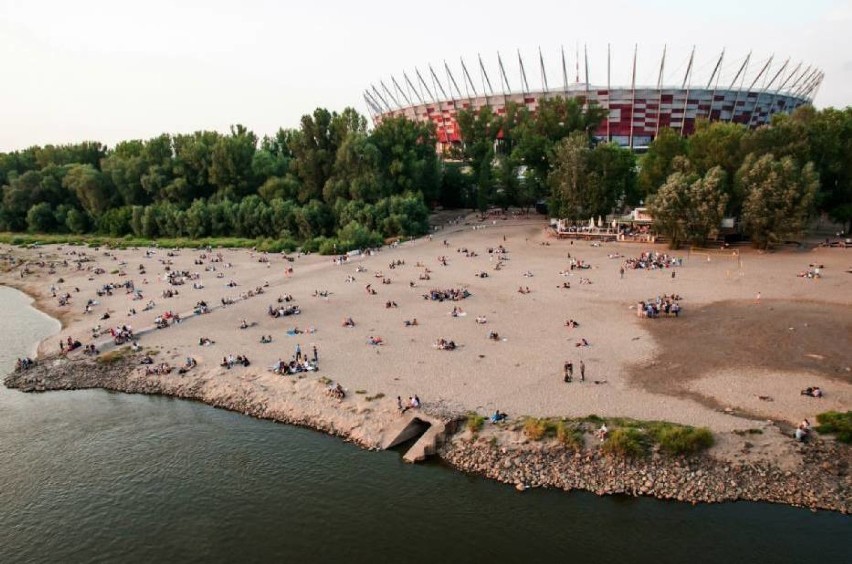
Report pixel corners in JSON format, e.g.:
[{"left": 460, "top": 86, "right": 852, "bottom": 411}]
[
  {"left": 4, "top": 356, "right": 386, "bottom": 449},
  {"left": 440, "top": 437, "right": 851, "bottom": 513},
  {"left": 6, "top": 357, "right": 850, "bottom": 514}
]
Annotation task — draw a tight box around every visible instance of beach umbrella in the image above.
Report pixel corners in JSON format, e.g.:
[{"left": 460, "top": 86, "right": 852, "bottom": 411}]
[
  {"left": 589, "top": 216, "right": 595, "bottom": 228},
  {"left": 597, "top": 216, "right": 603, "bottom": 228}
]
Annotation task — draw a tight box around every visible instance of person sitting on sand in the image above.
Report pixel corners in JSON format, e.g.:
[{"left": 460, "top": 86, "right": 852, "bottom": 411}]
[
  {"left": 342, "top": 317, "right": 356, "bottom": 328},
  {"left": 490, "top": 410, "right": 507, "bottom": 423},
  {"left": 260, "top": 335, "right": 272, "bottom": 344},
  {"left": 596, "top": 423, "right": 609, "bottom": 442},
  {"left": 488, "top": 331, "right": 500, "bottom": 341},
  {"left": 475, "top": 315, "right": 487, "bottom": 324},
  {"left": 576, "top": 338, "right": 590, "bottom": 347},
  {"left": 795, "top": 419, "right": 810, "bottom": 442},
  {"left": 368, "top": 336, "right": 383, "bottom": 346}
]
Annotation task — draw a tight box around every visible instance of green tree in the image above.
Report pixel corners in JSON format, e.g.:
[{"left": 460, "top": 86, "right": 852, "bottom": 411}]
[
  {"left": 648, "top": 166, "right": 728, "bottom": 248},
  {"left": 548, "top": 132, "right": 590, "bottom": 220},
  {"left": 737, "top": 154, "right": 819, "bottom": 249},
  {"left": 62, "top": 164, "right": 111, "bottom": 218},
  {"left": 638, "top": 128, "right": 688, "bottom": 198},
  {"left": 26, "top": 202, "right": 56, "bottom": 232}
]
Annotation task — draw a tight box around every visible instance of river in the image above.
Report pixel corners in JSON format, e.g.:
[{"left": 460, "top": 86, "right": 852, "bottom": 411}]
[{"left": 0, "top": 285, "right": 848, "bottom": 563}]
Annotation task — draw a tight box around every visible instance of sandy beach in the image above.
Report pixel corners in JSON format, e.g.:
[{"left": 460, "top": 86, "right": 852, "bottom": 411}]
[{"left": 2, "top": 214, "right": 851, "bottom": 496}]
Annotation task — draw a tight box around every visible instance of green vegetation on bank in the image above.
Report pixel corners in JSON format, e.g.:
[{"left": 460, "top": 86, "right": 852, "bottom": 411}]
[
  {"left": 815, "top": 411, "right": 852, "bottom": 444},
  {"left": 516, "top": 415, "right": 714, "bottom": 458},
  {"left": 1, "top": 102, "right": 849, "bottom": 252}
]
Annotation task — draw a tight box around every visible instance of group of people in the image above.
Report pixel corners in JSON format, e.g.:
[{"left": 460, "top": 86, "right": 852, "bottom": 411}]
[
  {"left": 435, "top": 338, "right": 457, "bottom": 350},
  {"left": 397, "top": 395, "right": 421, "bottom": 412},
  {"left": 563, "top": 360, "right": 586, "bottom": 382},
  {"left": 424, "top": 288, "right": 470, "bottom": 302},
  {"left": 272, "top": 357, "right": 318, "bottom": 375},
  {"left": 637, "top": 296, "right": 682, "bottom": 318},
  {"left": 623, "top": 251, "right": 682, "bottom": 270},
  {"left": 268, "top": 304, "right": 301, "bottom": 318},
  {"left": 221, "top": 354, "right": 251, "bottom": 369},
  {"left": 15, "top": 357, "right": 35, "bottom": 371}
]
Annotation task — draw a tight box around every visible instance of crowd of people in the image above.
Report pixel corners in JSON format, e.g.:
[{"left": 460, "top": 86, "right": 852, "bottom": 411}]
[
  {"left": 637, "top": 295, "right": 682, "bottom": 318},
  {"left": 623, "top": 251, "right": 682, "bottom": 270}
]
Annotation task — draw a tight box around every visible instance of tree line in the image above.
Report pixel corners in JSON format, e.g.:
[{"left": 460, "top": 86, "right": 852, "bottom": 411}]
[
  {"left": 642, "top": 106, "right": 851, "bottom": 248},
  {"left": 1, "top": 101, "right": 849, "bottom": 251},
  {"left": 0, "top": 109, "right": 439, "bottom": 253}
]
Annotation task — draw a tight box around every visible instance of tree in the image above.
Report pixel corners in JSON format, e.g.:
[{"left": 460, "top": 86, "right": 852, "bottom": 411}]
[
  {"left": 638, "top": 128, "right": 687, "bottom": 198},
  {"left": 737, "top": 154, "right": 819, "bottom": 249},
  {"left": 210, "top": 124, "right": 259, "bottom": 200},
  {"left": 806, "top": 107, "right": 852, "bottom": 231},
  {"left": 62, "top": 164, "right": 111, "bottom": 218},
  {"left": 648, "top": 166, "right": 729, "bottom": 248},
  {"left": 26, "top": 202, "right": 56, "bottom": 233},
  {"left": 548, "top": 132, "right": 590, "bottom": 220}
]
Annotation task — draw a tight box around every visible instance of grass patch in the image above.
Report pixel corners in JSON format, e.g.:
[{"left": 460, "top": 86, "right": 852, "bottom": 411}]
[
  {"left": 815, "top": 411, "right": 852, "bottom": 443},
  {"left": 466, "top": 412, "right": 486, "bottom": 433},
  {"left": 556, "top": 421, "right": 584, "bottom": 451},
  {"left": 365, "top": 393, "right": 385, "bottom": 402},
  {"left": 523, "top": 417, "right": 558, "bottom": 441},
  {"left": 318, "top": 376, "right": 332, "bottom": 385},
  {"left": 602, "top": 427, "right": 648, "bottom": 458},
  {"left": 355, "top": 389, "right": 367, "bottom": 395},
  {"left": 96, "top": 347, "right": 131, "bottom": 364},
  {"left": 652, "top": 425, "right": 714, "bottom": 455}
]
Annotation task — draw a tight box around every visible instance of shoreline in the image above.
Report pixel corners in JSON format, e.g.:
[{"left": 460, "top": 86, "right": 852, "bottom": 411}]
[
  {"left": 1, "top": 220, "right": 849, "bottom": 514},
  {"left": 5, "top": 353, "right": 849, "bottom": 514}
]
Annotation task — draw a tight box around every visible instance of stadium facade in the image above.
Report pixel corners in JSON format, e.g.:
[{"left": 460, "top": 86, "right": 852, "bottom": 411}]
[{"left": 364, "top": 46, "right": 822, "bottom": 151}]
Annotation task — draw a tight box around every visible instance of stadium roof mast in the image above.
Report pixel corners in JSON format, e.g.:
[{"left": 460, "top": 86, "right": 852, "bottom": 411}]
[
  {"left": 518, "top": 49, "right": 530, "bottom": 97},
  {"left": 744, "top": 55, "right": 774, "bottom": 127},
  {"left": 761, "top": 58, "right": 795, "bottom": 120},
  {"left": 606, "top": 44, "right": 611, "bottom": 142},
  {"left": 728, "top": 52, "right": 752, "bottom": 124},
  {"left": 497, "top": 52, "right": 511, "bottom": 105},
  {"left": 403, "top": 72, "right": 425, "bottom": 105},
  {"left": 749, "top": 57, "right": 788, "bottom": 127},
  {"left": 478, "top": 53, "right": 495, "bottom": 106},
  {"left": 414, "top": 68, "right": 436, "bottom": 104},
  {"left": 583, "top": 44, "right": 590, "bottom": 104},
  {"left": 705, "top": 49, "right": 726, "bottom": 121},
  {"left": 428, "top": 65, "right": 453, "bottom": 143},
  {"left": 391, "top": 76, "right": 413, "bottom": 108},
  {"left": 539, "top": 48, "right": 549, "bottom": 93},
  {"left": 629, "top": 44, "right": 637, "bottom": 149},
  {"left": 380, "top": 80, "right": 401, "bottom": 110},
  {"left": 680, "top": 46, "right": 696, "bottom": 137},
  {"left": 460, "top": 57, "right": 479, "bottom": 99},
  {"left": 561, "top": 45, "right": 569, "bottom": 93},
  {"left": 765, "top": 60, "right": 802, "bottom": 118},
  {"left": 371, "top": 85, "right": 392, "bottom": 113},
  {"left": 655, "top": 44, "right": 667, "bottom": 138}
]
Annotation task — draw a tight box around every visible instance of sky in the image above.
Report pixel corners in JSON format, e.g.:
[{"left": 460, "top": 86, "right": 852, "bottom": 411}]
[{"left": 1, "top": 0, "right": 850, "bottom": 151}]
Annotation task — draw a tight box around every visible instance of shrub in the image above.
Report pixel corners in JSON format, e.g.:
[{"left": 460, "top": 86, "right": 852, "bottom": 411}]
[
  {"left": 523, "top": 418, "right": 548, "bottom": 441},
  {"left": 654, "top": 425, "right": 714, "bottom": 455},
  {"left": 96, "top": 347, "right": 131, "bottom": 364},
  {"left": 602, "top": 428, "right": 647, "bottom": 458},
  {"left": 556, "top": 421, "right": 584, "bottom": 451},
  {"left": 466, "top": 412, "right": 486, "bottom": 433},
  {"left": 815, "top": 411, "right": 852, "bottom": 444}
]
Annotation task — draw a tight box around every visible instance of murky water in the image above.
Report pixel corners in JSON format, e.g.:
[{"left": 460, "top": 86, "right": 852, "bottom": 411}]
[{"left": 0, "top": 286, "right": 848, "bottom": 563}]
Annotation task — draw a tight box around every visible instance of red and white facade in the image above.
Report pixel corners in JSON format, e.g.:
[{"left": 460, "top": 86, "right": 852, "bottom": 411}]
[{"left": 365, "top": 47, "right": 821, "bottom": 151}]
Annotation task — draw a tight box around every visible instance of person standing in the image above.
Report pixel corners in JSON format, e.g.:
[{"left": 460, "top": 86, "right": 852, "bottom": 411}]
[
  {"left": 580, "top": 360, "right": 585, "bottom": 382},
  {"left": 312, "top": 345, "right": 318, "bottom": 363},
  {"left": 619, "top": 266, "right": 625, "bottom": 279},
  {"left": 295, "top": 343, "right": 302, "bottom": 361}
]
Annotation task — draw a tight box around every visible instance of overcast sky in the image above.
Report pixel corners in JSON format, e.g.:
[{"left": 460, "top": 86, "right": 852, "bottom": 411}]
[{"left": 1, "top": 0, "right": 849, "bottom": 151}]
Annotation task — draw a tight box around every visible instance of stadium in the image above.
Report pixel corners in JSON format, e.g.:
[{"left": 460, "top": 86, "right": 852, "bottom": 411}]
[{"left": 364, "top": 45, "right": 822, "bottom": 151}]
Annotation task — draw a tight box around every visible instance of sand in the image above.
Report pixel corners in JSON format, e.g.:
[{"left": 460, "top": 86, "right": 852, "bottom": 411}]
[{"left": 3, "top": 214, "right": 851, "bottom": 442}]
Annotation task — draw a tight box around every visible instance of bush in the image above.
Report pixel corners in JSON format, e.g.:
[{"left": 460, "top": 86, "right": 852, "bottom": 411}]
[
  {"left": 466, "top": 412, "right": 486, "bottom": 433},
  {"left": 815, "top": 411, "right": 852, "bottom": 444},
  {"left": 556, "top": 421, "right": 584, "bottom": 451},
  {"left": 602, "top": 428, "right": 647, "bottom": 458},
  {"left": 523, "top": 418, "right": 548, "bottom": 441},
  {"left": 653, "top": 425, "right": 714, "bottom": 455}
]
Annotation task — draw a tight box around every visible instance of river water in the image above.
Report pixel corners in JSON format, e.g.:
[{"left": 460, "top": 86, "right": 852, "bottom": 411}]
[{"left": 0, "top": 285, "right": 848, "bottom": 563}]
